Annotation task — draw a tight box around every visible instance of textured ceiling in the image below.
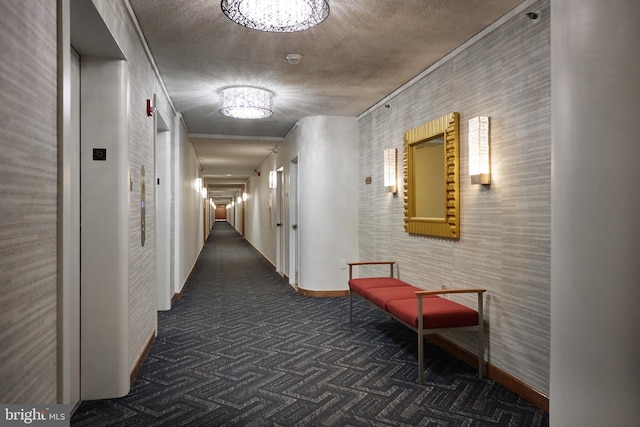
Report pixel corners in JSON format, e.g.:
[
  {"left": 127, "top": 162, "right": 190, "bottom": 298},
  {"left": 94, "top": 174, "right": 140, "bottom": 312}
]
[{"left": 128, "top": 0, "right": 523, "bottom": 201}]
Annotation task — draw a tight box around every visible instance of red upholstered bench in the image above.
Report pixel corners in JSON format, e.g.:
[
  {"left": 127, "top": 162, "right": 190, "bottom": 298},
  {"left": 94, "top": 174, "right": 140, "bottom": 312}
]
[{"left": 348, "top": 261, "right": 486, "bottom": 384}]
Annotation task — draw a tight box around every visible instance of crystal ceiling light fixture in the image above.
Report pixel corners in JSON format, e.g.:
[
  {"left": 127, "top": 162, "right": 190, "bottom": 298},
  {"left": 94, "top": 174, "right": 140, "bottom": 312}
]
[
  {"left": 219, "top": 86, "right": 273, "bottom": 119},
  {"left": 221, "top": 0, "right": 329, "bottom": 33}
]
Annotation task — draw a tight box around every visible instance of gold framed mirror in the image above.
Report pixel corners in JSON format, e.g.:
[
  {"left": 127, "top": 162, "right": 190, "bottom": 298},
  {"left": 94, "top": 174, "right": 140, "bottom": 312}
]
[{"left": 403, "top": 112, "right": 460, "bottom": 239}]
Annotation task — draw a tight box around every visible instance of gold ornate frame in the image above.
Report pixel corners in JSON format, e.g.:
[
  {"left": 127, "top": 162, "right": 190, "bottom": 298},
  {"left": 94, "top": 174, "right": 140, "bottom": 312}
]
[{"left": 403, "top": 112, "right": 460, "bottom": 239}]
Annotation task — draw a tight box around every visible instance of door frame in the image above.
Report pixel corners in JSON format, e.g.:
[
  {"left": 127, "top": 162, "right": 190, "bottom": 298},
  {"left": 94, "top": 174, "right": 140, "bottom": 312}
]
[{"left": 288, "top": 157, "right": 299, "bottom": 289}]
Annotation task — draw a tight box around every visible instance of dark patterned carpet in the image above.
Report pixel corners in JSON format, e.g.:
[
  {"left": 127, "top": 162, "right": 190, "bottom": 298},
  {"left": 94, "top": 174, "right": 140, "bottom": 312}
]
[{"left": 71, "top": 222, "right": 549, "bottom": 426}]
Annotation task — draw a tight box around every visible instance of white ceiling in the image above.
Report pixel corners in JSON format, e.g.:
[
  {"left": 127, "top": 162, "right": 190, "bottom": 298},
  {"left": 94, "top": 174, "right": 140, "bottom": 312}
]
[{"left": 128, "top": 0, "right": 524, "bottom": 202}]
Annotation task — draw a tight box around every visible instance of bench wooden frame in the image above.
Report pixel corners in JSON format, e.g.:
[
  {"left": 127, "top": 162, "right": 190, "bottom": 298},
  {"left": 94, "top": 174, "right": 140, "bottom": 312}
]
[{"left": 348, "top": 261, "right": 486, "bottom": 384}]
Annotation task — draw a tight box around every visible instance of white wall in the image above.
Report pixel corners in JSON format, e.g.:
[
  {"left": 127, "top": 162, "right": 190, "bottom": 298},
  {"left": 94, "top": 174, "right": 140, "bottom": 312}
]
[
  {"left": 239, "top": 126, "right": 364, "bottom": 280},
  {"left": 178, "top": 133, "right": 205, "bottom": 292},
  {"left": 242, "top": 116, "right": 359, "bottom": 291},
  {"left": 244, "top": 159, "right": 279, "bottom": 264},
  {"left": 234, "top": 191, "right": 244, "bottom": 235},
  {"left": 79, "top": 56, "right": 130, "bottom": 399},
  {"left": 550, "top": 0, "right": 640, "bottom": 425},
  {"left": 298, "top": 116, "right": 360, "bottom": 291}
]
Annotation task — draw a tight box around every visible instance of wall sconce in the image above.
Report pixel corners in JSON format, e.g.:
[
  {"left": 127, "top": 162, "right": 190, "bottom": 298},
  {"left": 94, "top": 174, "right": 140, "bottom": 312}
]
[
  {"left": 468, "top": 116, "right": 491, "bottom": 185},
  {"left": 242, "top": 192, "right": 247, "bottom": 201},
  {"left": 237, "top": 196, "right": 242, "bottom": 204},
  {"left": 269, "top": 170, "right": 277, "bottom": 189},
  {"left": 201, "top": 187, "right": 207, "bottom": 199},
  {"left": 383, "top": 148, "right": 397, "bottom": 193},
  {"left": 195, "top": 177, "right": 202, "bottom": 192}
]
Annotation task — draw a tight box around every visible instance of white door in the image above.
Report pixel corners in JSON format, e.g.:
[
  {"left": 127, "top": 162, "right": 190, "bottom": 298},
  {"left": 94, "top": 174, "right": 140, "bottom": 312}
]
[
  {"left": 155, "top": 105, "right": 172, "bottom": 311},
  {"left": 275, "top": 167, "right": 285, "bottom": 276},
  {"left": 288, "top": 158, "right": 299, "bottom": 288}
]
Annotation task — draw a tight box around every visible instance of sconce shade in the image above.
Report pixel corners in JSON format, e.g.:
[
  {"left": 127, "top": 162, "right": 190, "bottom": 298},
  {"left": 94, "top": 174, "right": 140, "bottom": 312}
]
[
  {"left": 383, "top": 148, "right": 398, "bottom": 193},
  {"left": 269, "top": 170, "right": 278, "bottom": 189},
  {"left": 221, "top": 0, "right": 329, "bottom": 33},
  {"left": 468, "top": 116, "right": 491, "bottom": 185},
  {"left": 219, "top": 86, "right": 273, "bottom": 119}
]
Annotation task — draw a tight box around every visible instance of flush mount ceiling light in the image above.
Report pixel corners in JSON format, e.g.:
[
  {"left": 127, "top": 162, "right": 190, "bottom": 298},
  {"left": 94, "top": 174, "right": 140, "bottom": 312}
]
[
  {"left": 219, "top": 86, "right": 273, "bottom": 119},
  {"left": 221, "top": 0, "right": 329, "bottom": 33}
]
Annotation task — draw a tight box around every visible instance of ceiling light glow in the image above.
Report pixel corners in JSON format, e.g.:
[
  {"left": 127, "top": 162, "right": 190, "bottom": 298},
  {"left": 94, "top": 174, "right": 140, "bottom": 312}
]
[
  {"left": 221, "top": 0, "right": 329, "bottom": 33},
  {"left": 219, "top": 86, "right": 273, "bottom": 119}
]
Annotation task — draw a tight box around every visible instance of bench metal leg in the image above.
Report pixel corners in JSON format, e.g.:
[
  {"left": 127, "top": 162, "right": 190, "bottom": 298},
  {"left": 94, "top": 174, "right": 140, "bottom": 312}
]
[
  {"left": 418, "top": 295, "right": 424, "bottom": 384},
  {"left": 418, "top": 331, "right": 425, "bottom": 385},
  {"left": 477, "top": 292, "right": 484, "bottom": 378}
]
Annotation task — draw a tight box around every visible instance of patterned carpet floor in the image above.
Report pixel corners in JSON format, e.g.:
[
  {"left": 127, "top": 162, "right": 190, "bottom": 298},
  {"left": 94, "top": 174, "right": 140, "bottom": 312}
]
[{"left": 71, "top": 222, "right": 549, "bottom": 426}]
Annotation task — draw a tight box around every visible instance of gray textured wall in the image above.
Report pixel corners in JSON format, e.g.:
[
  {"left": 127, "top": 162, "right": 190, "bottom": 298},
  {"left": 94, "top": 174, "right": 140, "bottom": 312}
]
[
  {"left": 92, "top": 0, "right": 169, "bottom": 369},
  {"left": 357, "top": 0, "right": 551, "bottom": 394},
  {"left": 0, "top": 1, "right": 58, "bottom": 403}
]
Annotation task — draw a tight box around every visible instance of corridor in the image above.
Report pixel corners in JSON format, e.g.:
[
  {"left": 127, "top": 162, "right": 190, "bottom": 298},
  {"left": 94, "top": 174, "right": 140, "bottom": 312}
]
[{"left": 71, "top": 223, "right": 548, "bottom": 426}]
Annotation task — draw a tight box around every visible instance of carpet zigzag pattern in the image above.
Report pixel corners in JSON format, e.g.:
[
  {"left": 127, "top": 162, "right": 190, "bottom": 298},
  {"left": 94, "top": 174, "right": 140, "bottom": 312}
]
[{"left": 72, "top": 223, "right": 548, "bottom": 426}]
